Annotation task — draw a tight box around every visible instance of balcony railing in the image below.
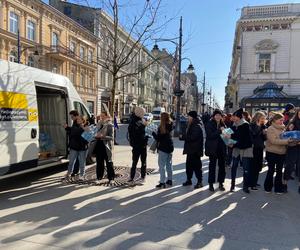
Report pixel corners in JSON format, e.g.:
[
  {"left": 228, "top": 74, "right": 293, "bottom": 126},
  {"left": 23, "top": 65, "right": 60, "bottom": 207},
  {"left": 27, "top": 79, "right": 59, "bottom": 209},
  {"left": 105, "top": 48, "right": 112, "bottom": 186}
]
[
  {"left": 48, "top": 45, "right": 94, "bottom": 65},
  {"left": 49, "top": 45, "right": 73, "bottom": 55}
]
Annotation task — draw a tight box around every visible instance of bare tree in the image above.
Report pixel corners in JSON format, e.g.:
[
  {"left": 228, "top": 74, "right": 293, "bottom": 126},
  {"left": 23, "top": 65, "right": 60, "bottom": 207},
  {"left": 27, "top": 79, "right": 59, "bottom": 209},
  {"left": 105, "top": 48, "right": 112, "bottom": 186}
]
[{"left": 96, "top": 0, "right": 171, "bottom": 115}]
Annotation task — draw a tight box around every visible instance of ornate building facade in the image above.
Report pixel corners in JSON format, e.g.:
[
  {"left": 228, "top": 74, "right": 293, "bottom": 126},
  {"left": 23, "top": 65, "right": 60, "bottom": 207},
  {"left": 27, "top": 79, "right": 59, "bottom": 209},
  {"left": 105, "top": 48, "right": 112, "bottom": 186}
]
[
  {"left": 225, "top": 4, "right": 300, "bottom": 114},
  {"left": 0, "top": 0, "right": 98, "bottom": 114},
  {"left": 50, "top": 0, "right": 174, "bottom": 117}
]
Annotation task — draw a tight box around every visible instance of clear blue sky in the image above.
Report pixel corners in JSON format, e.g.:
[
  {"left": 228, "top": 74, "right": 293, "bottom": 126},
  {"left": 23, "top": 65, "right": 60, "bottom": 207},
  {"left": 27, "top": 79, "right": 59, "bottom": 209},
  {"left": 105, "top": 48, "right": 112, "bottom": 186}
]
[{"left": 47, "top": 0, "right": 300, "bottom": 108}]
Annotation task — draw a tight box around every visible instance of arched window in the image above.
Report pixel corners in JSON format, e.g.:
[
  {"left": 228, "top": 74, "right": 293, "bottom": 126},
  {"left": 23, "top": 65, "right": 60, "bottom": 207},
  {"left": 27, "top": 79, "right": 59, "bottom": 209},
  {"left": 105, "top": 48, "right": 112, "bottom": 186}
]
[
  {"left": 27, "top": 55, "right": 35, "bottom": 67},
  {"left": 9, "top": 50, "right": 18, "bottom": 62}
]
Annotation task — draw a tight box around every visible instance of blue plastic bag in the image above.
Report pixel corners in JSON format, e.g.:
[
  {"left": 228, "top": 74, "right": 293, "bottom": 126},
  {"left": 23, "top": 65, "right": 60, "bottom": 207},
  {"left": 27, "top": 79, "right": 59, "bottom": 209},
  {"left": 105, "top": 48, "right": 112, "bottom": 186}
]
[
  {"left": 81, "top": 125, "right": 98, "bottom": 142},
  {"left": 280, "top": 131, "right": 300, "bottom": 140}
]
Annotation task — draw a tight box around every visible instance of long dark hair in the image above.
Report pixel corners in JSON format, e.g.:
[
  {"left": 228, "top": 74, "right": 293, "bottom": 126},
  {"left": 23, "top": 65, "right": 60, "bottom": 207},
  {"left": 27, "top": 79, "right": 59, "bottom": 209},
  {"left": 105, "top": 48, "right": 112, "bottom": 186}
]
[
  {"left": 287, "top": 108, "right": 300, "bottom": 129},
  {"left": 159, "top": 112, "right": 172, "bottom": 134}
]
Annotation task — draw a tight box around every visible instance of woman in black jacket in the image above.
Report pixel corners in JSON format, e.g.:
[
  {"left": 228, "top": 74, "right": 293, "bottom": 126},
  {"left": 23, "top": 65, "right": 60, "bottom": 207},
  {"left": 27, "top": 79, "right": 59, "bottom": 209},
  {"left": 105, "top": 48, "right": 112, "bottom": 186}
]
[
  {"left": 227, "top": 108, "right": 253, "bottom": 193},
  {"left": 152, "top": 113, "right": 174, "bottom": 188},
  {"left": 250, "top": 111, "right": 267, "bottom": 190},
  {"left": 64, "top": 115, "right": 88, "bottom": 181},
  {"left": 183, "top": 111, "right": 204, "bottom": 189},
  {"left": 205, "top": 109, "right": 226, "bottom": 192},
  {"left": 283, "top": 109, "right": 300, "bottom": 194}
]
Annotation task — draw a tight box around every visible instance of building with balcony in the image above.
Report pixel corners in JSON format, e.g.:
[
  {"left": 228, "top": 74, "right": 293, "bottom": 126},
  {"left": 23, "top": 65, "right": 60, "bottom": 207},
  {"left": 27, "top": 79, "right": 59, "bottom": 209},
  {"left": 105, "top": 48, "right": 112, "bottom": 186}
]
[
  {"left": 225, "top": 3, "right": 300, "bottom": 114},
  {"left": 0, "top": 0, "right": 98, "bottom": 114},
  {"left": 50, "top": 0, "right": 174, "bottom": 117}
]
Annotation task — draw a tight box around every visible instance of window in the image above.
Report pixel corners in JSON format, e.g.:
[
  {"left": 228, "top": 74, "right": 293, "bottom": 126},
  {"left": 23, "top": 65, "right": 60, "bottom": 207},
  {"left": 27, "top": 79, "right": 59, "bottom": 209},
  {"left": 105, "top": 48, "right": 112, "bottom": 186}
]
[
  {"left": 259, "top": 53, "right": 271, "bottom": 73},
  {"left": 27, "top": 20, "right": 35, "bottom": 41},
  {"left": 79, "top": 46, "right": 85, "bottom": 61},
  {"left": 89, "top": 75, "right": 93, "bottom": 89},
  {"left": 52, "top": 32, "right": 59, "bottom": 51},
  {"left": 70, "top": 65, "right": 76, "bottom": 84},
  {"left": 52, "top": 64, "right": 58, "bottom": 73},
  {"left": 70, "top": 41, "right": 76, "bottom": 54},
  {"left": 101, "top": 70, "right": 106, "bottom": 86},
  {"left": 64, "top": 6, "right": 71, "bottom": 15},
  {"left": 9, "top": 12, "right": 19, "bottom": 34},
  {"left": 88, "top": 50, "right": 93, "bottom": 63},
  {"left": 80, "top": 72, "right": 85, "bottom": 86},
  {"left": 86, "top": 101, "right": 94, "bottom": 114},
  {"left": 73, "top": 101, "right": 90, "bottom": 119},
  {"left": 9, "top": 50, "right": 18, "bottom": 62},
  {"left": 27, "top": 55, "right": 34, "bottom": 67}
]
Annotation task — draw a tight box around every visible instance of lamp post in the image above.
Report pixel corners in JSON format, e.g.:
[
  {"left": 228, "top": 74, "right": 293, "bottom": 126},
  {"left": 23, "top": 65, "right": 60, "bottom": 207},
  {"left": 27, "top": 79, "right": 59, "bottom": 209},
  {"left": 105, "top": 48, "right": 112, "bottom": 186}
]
[
  {"left": 17, "top": 29, "right": 39, "bottom": 64},
  {"left": 152, "top": 17, "right": 196, "bottom": 136}
]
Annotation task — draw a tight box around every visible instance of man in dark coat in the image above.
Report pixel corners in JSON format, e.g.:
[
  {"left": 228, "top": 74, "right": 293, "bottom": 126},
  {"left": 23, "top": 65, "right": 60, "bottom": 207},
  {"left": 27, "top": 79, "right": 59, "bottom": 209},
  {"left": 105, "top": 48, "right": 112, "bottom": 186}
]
[
  {"left": 205, "top": 109, "right": 227, "bottom": 192},
  {"left": 128, "top": 106, "right": 148, "bottom": 181},
  {"left": 183, "top": 111, "right": 204, "bottom": 189}
]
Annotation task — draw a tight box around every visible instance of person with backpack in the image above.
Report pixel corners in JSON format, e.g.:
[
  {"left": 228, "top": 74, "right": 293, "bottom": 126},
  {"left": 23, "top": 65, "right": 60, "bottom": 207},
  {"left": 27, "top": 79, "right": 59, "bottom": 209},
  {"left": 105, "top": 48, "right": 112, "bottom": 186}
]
[
  {"left": 152, "top": 112, "right": 174, "bottom": 188},
  {"left": 205, "top": 109, "right": 227, "bottom": 192},
  {"left": 182, "top": 111, "right": 204, "bottom": 189},
  {"left": 95, "top": 111, "right": 115, "bottom": 183},
  {"left": 63, "top": 114, "right": 89, "bottom": 181},
  {"left": 128, "top": 106, "right": 148, "bottom": 182}
]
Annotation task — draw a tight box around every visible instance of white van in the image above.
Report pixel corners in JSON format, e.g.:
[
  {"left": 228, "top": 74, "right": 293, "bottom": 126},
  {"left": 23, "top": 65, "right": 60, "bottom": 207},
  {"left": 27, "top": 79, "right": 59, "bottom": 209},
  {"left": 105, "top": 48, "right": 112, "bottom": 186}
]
[
  {"left": 152, "top": 107, "right": 166, "bottom": 120},
  {"left": 0, "top": 60, "right": 90, "bottom": 178}
]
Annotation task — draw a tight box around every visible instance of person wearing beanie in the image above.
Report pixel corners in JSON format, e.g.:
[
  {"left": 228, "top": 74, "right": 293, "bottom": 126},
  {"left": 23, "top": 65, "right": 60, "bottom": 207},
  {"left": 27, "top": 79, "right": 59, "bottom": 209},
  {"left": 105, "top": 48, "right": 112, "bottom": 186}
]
[
  {"left": 127, "top": 106, "right": 148, "bottom": 182},
  {"left": 205, "top": 109, "right": 227, "bottom": 192},
  {"left": 226, "top": 108, "right": 253, "bottom": 193},
  {"left": 182, "top": 111, "right": 204, "bottom": 189}
]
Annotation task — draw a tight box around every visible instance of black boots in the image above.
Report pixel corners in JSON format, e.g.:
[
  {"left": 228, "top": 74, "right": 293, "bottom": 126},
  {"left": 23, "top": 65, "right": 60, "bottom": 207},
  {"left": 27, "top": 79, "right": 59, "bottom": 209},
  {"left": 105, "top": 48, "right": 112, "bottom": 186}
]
[
  {"left": 166, "top": 180, "right": 173, "bottom": 186},
  {"left": 230, "top": 181, "right": 235, "bottom": 192},
  {"left": 194, "top": 182, "right": 203, "bottom": 189},
  {"left": 219, "top": 183, "right": 225, "bottom": 191},
  {"left": 182, "top": 180, "right": 192, "bottom": 186},
  {"left": 156, "top": 183, "right": 166, "bottom": 188},
  {"left": 209, "top": 183, "right": 215, "bottom": 192}
]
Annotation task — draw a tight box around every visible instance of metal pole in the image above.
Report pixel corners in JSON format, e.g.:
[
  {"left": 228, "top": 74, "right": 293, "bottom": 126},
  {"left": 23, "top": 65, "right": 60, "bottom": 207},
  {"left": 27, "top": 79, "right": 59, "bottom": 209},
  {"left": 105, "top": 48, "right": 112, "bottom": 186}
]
[
  {"left": 210, "top": 86, "right": 212, "bottom": 112},
  {"left": 122, "top": 77, "right": 125, "bottom": 117},
  {"left": 202, "top": 72, "right": 206, "bottom": 114},
  {"left": 17, "top": 29, "right": 21, "bottom": 63},
  {"left": 174, "top": 16, "right": 183, "bottom": 137}
]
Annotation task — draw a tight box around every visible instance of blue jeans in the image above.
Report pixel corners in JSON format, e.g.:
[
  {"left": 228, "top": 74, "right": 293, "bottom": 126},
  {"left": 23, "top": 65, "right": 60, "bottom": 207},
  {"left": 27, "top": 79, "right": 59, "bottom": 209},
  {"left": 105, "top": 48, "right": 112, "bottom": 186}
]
[
  {"left": 68, "top": 149, "right": 86, "bottom": 177},
  {"left": 158, "top": 150, "right": 173, "bottom": 183}
]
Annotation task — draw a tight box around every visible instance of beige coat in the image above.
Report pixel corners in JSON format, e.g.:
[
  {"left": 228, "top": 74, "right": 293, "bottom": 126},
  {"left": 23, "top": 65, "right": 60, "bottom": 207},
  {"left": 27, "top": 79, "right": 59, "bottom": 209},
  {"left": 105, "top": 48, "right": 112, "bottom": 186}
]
[{"left": 265, "top": 124, "right": 289, "bottom": 155}]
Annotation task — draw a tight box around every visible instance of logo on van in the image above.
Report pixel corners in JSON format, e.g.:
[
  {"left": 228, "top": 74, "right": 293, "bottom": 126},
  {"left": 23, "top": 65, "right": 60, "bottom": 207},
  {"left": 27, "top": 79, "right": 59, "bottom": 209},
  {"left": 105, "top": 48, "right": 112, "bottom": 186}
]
[{"left": 0, "top": 91, "right": 37, "bottom": 122}]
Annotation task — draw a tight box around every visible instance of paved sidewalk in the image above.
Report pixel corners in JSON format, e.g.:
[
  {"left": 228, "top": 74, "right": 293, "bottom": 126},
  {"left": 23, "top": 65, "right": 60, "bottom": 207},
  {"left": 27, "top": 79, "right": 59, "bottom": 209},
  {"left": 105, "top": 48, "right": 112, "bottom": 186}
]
[{"left": 0, "top": 138, "right": 300, "bottom": 250}]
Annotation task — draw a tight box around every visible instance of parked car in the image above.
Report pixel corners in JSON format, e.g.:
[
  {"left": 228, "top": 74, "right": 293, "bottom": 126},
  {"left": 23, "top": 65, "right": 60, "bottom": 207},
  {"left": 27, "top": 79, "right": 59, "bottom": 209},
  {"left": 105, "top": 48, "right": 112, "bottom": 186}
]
[
  {"left": 144, "top": 113, "right": 153, "bottom": 122},
  {"left": 120, "top": 113, "right": 131, "bottom": 123},
  {"left": 152, "top": 107, "right": 166, "bottom": 120}
]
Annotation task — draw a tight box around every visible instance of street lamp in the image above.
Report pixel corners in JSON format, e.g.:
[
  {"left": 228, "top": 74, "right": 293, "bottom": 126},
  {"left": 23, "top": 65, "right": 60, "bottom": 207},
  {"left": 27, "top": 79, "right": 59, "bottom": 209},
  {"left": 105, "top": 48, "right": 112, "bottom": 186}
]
[
  {"left": 151, "top": 17, "right": 195, "bottom": 136},
  {"left": 17, "top": 30, "right": 40, "bottom": 64}
]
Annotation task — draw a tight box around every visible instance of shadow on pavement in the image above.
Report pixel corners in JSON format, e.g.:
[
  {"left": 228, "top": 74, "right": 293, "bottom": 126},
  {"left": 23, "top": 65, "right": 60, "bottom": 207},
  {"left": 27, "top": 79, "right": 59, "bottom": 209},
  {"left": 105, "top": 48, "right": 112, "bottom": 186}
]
[{"left": 0, "top": 156, "right": 300, "bottom": 250}]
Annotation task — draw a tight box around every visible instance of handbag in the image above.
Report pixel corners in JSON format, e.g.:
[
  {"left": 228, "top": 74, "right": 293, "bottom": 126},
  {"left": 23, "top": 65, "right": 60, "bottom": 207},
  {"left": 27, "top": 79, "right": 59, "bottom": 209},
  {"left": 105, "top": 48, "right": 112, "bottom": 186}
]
[
  {"left": 149, "top": 139, "right": 158, "bottom": 153},
  {"left": 87, "top": 139, "right": 97, "bottom": 158}
]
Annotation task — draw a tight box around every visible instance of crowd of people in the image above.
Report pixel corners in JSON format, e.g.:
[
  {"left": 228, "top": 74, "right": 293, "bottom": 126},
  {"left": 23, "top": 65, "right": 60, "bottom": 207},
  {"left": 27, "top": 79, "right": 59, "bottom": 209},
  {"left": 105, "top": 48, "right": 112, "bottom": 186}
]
[{"left": 62, "top": 103, "right": 300, "bottom": 195}]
